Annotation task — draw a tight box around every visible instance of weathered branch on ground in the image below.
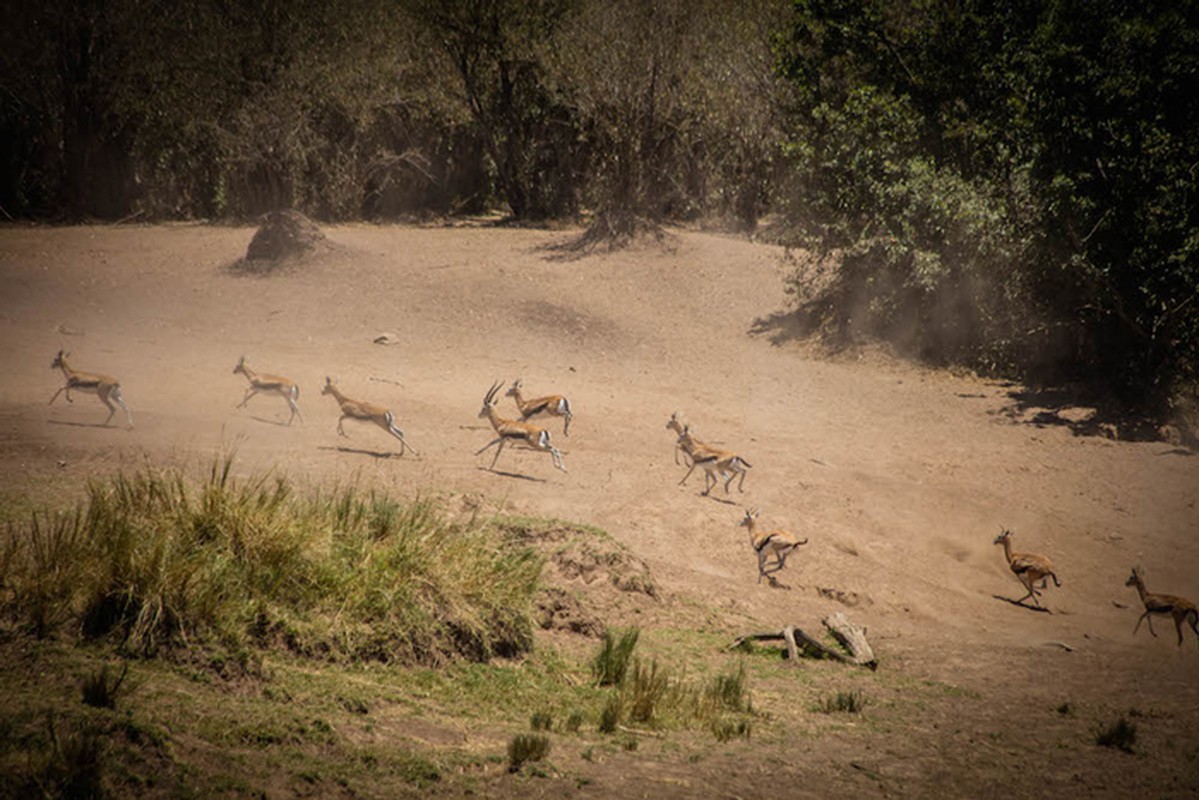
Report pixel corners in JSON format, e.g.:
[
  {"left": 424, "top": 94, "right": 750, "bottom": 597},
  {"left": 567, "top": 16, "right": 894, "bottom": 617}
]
[
  {"left": 822, "top": 612, "right": 877, "bottom": 670},
  {"left": 728, "top": 614, "right": 877, "bottom": 670}
]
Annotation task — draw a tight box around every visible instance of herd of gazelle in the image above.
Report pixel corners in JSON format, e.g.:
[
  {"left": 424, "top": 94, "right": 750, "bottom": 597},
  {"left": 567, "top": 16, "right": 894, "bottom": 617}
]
[{"left": 46, "top": 351, "right": 1198, "bottom": 643}]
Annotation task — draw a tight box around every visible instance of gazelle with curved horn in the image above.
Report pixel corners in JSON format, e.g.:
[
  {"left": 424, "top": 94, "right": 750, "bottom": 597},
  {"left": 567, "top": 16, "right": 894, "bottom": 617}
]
[
  {"left": 321, "top": 377, "right": 417, "bottom": 456},
  {"left": 739, "top": 508, "right": 808, "bottom": 585},
  {"left": 505, "top": 378, "right": 572, "bottom": 435},
  {"left": 993, "top": 529, "right": 1061, "bottom": 608},
  {"left": 233, "top": 356, "right": 302, "bottom": 425},
  {"left": 477, "top": 381, "right": 565, "bottom": 472},
  {"left": 49, "top": 350, "right": 133, "bottom": 428},
  {"left": 666, "top": 413, "right": 751, "bottom": 495},
  {"left": 1125, "top": 566, "right": 1198, "bottom": 647}
]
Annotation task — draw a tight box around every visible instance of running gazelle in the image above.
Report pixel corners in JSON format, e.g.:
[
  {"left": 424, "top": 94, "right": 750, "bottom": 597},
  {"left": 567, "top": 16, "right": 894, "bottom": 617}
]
[
  {"left": 477, "top": 381, "right": 565, "bottom": 472},
  {"left": 739, "top": 508, "right": 808, "bottom": 586},
  {"left": 48, "top": 350, "right": 133, "bottom": 428},
  {"left": 993, "top": 529, "right": 1061, "bottom": 609},
  {"left": 1125, "top": 566, "right": 1199, "bottom": 647},
  {"left": 321, "top": 377, "right": 417, "bottom": 455},
  {"left": 233, "top": 356, "right": 302, "bottom": 425},
  {"left": 665, "top": 411, "right": 751, "bottom": 495},
  {"left": 506, "top": 378, "right": 572, "bottom": 435}
]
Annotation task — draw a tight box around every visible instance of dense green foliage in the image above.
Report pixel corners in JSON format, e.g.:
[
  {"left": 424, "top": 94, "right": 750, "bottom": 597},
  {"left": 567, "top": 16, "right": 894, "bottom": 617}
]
[
  {"left": 1, "top": 0, "right": 1194, "bottom": 408},
  {"left": 778, "top": 0, "right": 1198, "bottom": 409},
  {"left": 0, "top": 458, "right": 541, "bottom": 663}
]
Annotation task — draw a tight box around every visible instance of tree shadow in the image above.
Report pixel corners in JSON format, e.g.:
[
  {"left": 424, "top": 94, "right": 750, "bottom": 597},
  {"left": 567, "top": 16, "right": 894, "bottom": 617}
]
[
  {"left": 991, "top": 594, "right": 1052, "bottom": 614},
  {"left": 996, "top": 385, "right": 1194, "bottom": 448},
  {"left": 476, "top": 467, "right": 547, "bottom": 483}
]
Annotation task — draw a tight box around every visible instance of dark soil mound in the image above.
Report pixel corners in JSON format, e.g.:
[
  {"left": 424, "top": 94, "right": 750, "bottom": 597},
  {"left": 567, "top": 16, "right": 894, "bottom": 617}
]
[{"left": 245, "top": 210, "right": 326, "bottom": 261}]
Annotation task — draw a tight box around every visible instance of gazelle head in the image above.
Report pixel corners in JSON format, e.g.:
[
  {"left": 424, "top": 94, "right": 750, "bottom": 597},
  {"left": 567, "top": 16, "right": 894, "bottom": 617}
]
[
  {"left": 1126, "top": 566, "right": 1144, "bottom": 588},
  {"left": 993, "top": 528, "right": 1013, "bottom": 546},
  {"left": 479, "top": 381, "right": 503, "bottom": 418},
  {"left": 666, "top": 411, "right": 683, "bottom": 434},
  {"left": 233, "top": 355, "right": 247, "bottom": 375},
  {"left": 504, "top": 378, "right": 523, "bottom": 398},
  {"left": 51, "top": 350, "right": 69, "bottom": 369},
  {"left": 739, "top": 507, "right": 760, "bottom": 528},
  {"left": 321, "top": 376, "right": 337, "bottom": 396}
]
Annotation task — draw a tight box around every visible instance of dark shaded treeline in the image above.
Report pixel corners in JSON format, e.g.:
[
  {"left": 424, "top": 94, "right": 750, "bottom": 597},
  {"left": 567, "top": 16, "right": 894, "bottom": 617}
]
[{"left": 1, "top": 0, "right": 1195, "bottom": 413}]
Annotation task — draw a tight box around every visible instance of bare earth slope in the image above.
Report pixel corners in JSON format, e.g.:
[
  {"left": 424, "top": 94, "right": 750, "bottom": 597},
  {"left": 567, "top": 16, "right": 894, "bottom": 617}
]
[{"left": 1, "top": 223, "right": 1197, "bottom": 797}]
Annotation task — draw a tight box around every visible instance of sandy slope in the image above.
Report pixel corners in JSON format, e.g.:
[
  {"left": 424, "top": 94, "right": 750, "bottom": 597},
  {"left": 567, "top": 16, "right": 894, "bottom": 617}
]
[{"left": 1, "top": 222, "right": 1197, "bottom": 796}]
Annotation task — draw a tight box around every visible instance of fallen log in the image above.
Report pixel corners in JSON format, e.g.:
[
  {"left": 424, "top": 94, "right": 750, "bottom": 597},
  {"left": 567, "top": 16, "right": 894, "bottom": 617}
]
[
  {"left": 822, "top": 612, "right": 877, "bottom": 670},
  {"left": 728, "top": 615, "right": 877, "bottom": 670}
]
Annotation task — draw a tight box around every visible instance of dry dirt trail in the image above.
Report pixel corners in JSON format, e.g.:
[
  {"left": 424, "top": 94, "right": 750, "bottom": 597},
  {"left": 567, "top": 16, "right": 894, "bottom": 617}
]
[{"left": 1, "top": 223, "right": 1197, "bottom": 796}]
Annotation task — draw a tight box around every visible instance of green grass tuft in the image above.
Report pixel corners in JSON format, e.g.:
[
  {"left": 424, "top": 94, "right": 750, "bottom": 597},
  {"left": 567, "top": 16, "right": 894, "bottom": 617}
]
[
  {"left": 591, "top": 628, "right": 640, "bottom": 686},
  {"left": 80, "top": 661, "right": 130, "bottom": 709},
  {"left": 817, "top": 690, "right": 866, "bottom": 714},
  {"left": 507, "top": 733, "right": 551, "bottom": 772}
]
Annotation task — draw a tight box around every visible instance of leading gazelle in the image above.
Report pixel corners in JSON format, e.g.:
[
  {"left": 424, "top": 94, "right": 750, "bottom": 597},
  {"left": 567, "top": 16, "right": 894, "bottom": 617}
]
[
  {"left": 739, "top": 508, "right": 808, "bottom": 586},
  {"left": 49, "top": 350, "right": 133, "bottom": 428},
  {"left": 505, "top": 378, "right": 572, "bottom": 436},
  {"left": 233, "top": 356, "right": 302, "bottom": 425},
  {"left": 321, "top": 377, "right": 417, "bottom": 456},
  {"left": 993, "top": 529, "right": 1061, "bottom": 609},
  {"left": 666, "top": 412, "right": 751, "bottom": 495},
  {"left": 1125, "top": 566, "right": 1199, "bottom": 647},
  {"left": 477, "top": 381, "right": 565, "bottom": 472}
]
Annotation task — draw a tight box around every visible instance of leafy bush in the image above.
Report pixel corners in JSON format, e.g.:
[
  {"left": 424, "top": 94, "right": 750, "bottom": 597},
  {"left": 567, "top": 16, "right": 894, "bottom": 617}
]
[{"left": 777, "top": 2, "right": 1199, "bottom": 414}]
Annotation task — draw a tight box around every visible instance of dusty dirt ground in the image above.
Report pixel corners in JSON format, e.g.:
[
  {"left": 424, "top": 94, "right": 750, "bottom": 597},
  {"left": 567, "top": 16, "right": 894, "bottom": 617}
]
[{"left": 1, "top": 222, "right": 1197, "bottom": 797}]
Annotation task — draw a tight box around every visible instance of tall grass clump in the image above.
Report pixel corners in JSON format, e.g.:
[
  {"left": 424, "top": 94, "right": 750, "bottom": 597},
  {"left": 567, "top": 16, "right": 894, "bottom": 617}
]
[
  {"left": 0, "top": 457, "right": 541, "bottom": 664},
  {"left": 507, "top": 733, "right": 550, "bottom": 772},
  {"left": 816, "top": 690, "right": 866, "bottom": 714},
  {"left": 590, "top": 628, "right": 640, "bottom": 687},
  {"left": 80, "top": 662, "right": 131, "bottom": 709},
  {"left": 587, "top": 633, "right": 753, "bottom": 739}
]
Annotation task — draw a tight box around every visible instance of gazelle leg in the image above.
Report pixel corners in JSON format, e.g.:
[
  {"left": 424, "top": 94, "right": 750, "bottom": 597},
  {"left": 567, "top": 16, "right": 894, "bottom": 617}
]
[
  {"left": 389, "top": 424, "right": 418, "bottom": 457},
  {"left": 549, "top": 445, "right": 566, "bottom": 471},
  {"left": 678, "top": 461, "right": 697, "bottom": 485},
  {"left": 1147, "top": 615, "right": 1158, "bottom": 637},
  {"left": 237, "top": 388, "right": 257, "bottom": 408},
  {"left": 287, "top": 398, "right": 303, "bottom": 426},
  {"left": 48, "top": 386, "right": 66, "bottom": 405},
  {"left": 98, "top": 390, "right": 118, "bottom": 426},
  {"left": 337, "top": 415, "right": 350, "bottom": 437},
  {"left": 111, "top": 389, "right": 133, "bottom": 428},
  {"left": 475, "top": 437, "right": 503, "bottom": 456},
  {"left": 489, "top": 439, "right": 507, "bottom": 469},
  {"left": 1174, "top": 614, "right": 1185, "bottom": 647}
]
